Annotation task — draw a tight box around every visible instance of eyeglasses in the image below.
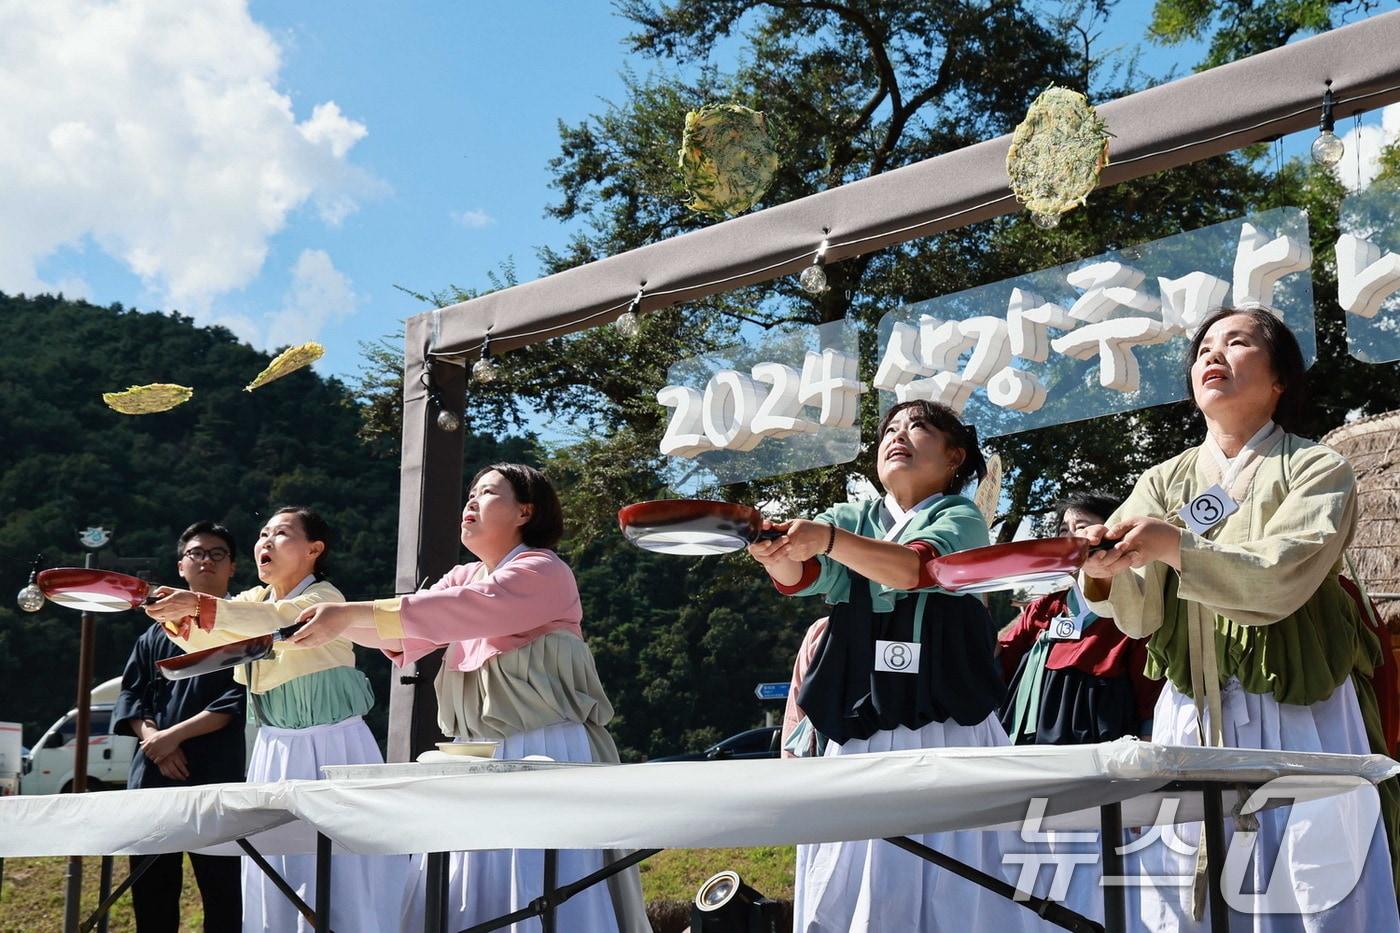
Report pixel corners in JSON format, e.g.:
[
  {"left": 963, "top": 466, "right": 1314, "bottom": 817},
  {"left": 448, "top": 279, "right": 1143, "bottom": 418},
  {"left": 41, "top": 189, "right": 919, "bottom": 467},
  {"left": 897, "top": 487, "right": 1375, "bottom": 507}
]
[{"left": 182, "top": 547, "right": 230, "bottom": 563}]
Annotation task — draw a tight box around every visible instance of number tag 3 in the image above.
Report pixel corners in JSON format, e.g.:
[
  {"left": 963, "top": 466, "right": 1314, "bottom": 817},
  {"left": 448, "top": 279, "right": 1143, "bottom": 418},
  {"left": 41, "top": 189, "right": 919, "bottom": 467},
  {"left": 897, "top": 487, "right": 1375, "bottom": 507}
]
[
  {"left": 1178, "top": 483, "right": 1239, "bottom": 535},
  {"left": 874, "top": 640, "right": 921, "bottom": 674}
]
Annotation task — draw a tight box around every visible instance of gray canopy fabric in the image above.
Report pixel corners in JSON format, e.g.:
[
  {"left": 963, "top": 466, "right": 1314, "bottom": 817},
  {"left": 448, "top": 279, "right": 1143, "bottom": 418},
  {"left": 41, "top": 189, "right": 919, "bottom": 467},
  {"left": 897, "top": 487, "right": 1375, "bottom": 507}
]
[
  {"left": 1, "top": 742, "right": 1394, "bottom": 857},
  {"left": 420, "top": 11, "right": 1400, "bottom": 361},
  {"left": 387, "top": 12, "right": 1400, "bottom": 761}
]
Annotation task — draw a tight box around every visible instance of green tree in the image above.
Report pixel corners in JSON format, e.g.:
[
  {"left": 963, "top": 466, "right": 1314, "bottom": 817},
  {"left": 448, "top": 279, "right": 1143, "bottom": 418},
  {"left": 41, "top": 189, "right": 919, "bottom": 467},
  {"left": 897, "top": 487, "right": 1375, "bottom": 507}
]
[{"left": 1149, "top": 0, "right": 1383, "bottom": 68}]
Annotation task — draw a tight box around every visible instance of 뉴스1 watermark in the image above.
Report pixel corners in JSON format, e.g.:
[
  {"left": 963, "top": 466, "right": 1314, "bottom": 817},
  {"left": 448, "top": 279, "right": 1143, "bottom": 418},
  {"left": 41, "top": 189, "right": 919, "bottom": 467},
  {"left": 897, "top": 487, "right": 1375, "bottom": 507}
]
[{"left": 1003, "top": 776, "right": 1379, "bottom": 915}]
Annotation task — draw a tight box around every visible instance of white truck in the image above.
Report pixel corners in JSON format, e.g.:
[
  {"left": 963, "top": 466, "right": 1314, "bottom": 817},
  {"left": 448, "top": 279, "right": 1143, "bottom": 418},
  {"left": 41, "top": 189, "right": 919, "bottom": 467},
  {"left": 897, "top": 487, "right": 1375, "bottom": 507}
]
[
  {"left": 20, "top": 677, "right": 258, "bottom": 794},
  {"left": 20, "top": 677, "right": 139, "bottom": 794},
  {"left": 0, "top": 720, "right": 23, "bottom": 796}
]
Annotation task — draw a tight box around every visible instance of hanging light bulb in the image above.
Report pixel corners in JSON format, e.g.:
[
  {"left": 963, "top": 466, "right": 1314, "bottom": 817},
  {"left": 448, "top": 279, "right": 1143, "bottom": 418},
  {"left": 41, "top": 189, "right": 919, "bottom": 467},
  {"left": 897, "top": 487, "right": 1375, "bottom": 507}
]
[
  {"left": 435, "top": 407, "right": 461, "bottom": 433},
  {"left": 471, "top": 331, "right": 499, "bottom": 383},
  {"left": 1311, "top": 80, "right": 1344, "bottom": 168},
  {"left": 614, "top": 286, "right": 645, "bottom": 338},
  {"left": 17, "top": 559, "right": 44, "bottom": 612},
  {"left": 17, "top": 581, "right": 43, "bottom": 612},
  {"left": 800, "top": 237, "right": 829, "bottom": 294},
  {"left": 1031, "top": 210, "right": 1061, "bottom": 229},
  {"left": 420, "top": 367, "right": 462, "bottom": 432}
]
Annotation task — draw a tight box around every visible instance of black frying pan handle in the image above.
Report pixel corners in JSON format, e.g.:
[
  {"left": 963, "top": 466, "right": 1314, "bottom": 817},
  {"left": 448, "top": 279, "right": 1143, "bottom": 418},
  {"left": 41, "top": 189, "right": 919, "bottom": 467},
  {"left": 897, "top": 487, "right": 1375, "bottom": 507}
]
[
  {"left": 1088, "top": 538, "right": 1117, "bottom": 553},
  {"left": 274, "top": 622, "right": 305, "bottom": 641},
  {"left": 756, "top": 529, "right": 784, "bottom": 541}
]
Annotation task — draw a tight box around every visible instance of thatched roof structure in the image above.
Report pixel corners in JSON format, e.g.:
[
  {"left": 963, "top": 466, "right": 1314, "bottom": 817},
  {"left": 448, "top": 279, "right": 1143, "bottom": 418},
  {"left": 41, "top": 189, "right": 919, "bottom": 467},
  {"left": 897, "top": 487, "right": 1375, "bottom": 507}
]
[{"left": 1323, "top": 410, "right": 1400, "bottom": 627}]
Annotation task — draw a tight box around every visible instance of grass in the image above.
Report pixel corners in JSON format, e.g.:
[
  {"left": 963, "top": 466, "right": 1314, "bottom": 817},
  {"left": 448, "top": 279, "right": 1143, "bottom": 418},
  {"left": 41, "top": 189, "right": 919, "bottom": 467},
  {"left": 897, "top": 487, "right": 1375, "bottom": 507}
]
[
  {"left": 0, "top": 855, "right": 202, "bottom": 932},
  {"left": 0, "top": 848, "right": 793, "bottom": 930},
  {"left": 638, "top": 846, "right": 795, "bottom": 903}
]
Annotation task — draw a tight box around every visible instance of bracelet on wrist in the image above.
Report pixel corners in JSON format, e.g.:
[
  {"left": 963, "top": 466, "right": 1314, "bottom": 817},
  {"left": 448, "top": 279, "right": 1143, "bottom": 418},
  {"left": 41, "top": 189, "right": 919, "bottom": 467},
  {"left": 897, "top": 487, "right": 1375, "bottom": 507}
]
[{"left": 822, "top": 523, "right": 837, "bottom": 556}]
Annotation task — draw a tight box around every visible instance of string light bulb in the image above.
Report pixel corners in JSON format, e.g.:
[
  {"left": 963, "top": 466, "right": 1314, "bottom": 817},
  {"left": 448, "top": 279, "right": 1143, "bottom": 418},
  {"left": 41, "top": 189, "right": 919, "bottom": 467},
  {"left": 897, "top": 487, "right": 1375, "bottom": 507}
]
[
  {"left": 800, "top": 237, "right": 830, "bottom": 294},
  {"left": 471, "top": 331, "right": 499, "bottom": 383},
  {"left": 435, "top": 407, "right": 461, "bottom": 433},
  {"left": 422, "top": 368, "right": 461, "bottom": 432},
  {"left": 614, "top": 285, "right": 645, "bottom": 338},
  {"left": 1311, "top": 80, "right": 1344, "bottom": 168},
  {"left": 17, "top": 558, "right": 43, "bottom": 613}
]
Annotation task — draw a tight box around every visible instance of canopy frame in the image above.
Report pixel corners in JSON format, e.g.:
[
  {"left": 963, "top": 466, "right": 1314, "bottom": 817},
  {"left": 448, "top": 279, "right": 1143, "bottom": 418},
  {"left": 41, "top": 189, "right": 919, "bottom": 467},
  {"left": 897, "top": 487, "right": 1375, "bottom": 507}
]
[{"left": 389, "top": 12, "right": 1400, "bottom": 760}]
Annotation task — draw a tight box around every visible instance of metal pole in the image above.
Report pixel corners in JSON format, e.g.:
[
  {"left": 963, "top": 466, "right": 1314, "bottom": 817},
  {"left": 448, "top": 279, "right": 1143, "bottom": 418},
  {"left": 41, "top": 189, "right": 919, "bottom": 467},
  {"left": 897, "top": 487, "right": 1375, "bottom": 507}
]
[
  {"left": 541, "top": 850, "right": 557, "bottom": 933},
  {"left": 63, "top": 549, "right": 99, "bottom": 933},
  {"left": 1202, "top": 787, "right": 1231, "bottom": 931},
  {"left": 315, "top": 833, "right": 332, "bottom": 932},
  {"left": 96, "top": 856, "right": 112, "bottom": 933},
  {"left": 883, "top": 835, "right": 1102, "bottom": 932},
  {"left": 80, "top": 856, "right": 160, "bottom": 933},
  {"left": 424, "top": 851, "right": 449, "bottom": 933},
  {"left": 1099, "top": 803, "right": 1126, "bottom": 932}
]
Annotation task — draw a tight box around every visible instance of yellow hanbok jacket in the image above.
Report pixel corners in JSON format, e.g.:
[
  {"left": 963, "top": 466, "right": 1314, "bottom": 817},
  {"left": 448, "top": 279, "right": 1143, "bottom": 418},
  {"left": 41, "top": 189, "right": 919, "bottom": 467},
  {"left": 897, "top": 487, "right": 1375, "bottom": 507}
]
[{"left": 174, "top": 579, "right": 354, "bottom": 694}]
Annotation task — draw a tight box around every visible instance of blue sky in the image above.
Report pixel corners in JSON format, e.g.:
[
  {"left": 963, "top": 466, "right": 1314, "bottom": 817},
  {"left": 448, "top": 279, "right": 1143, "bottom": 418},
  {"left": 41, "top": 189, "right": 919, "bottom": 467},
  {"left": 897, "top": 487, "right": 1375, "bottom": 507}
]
[{"left": 3, "top": 1, "right": 1392, "bottom": 387}]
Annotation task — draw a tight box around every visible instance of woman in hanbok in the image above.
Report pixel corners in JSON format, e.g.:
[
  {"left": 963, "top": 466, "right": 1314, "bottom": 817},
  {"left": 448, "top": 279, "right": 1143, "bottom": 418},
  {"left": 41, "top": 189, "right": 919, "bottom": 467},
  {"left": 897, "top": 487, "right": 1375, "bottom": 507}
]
[
  {"left": 997, "top": 490, "right": 1160, "bottom": 925},
  {"left": 146, "top": 506, "right": 404, "bottom": 933},
  {"left": 748, "top": 399, "right": 1040, "bottom": 932},
  {"left": 999, "top": 491, "right": 1159, "bottom": 748},
  {"left": 290, "top": 463, "right": 647, "bottom": 933},
  {"left": 1080, "top": 305, "right": 1400, "bottom": 931}
]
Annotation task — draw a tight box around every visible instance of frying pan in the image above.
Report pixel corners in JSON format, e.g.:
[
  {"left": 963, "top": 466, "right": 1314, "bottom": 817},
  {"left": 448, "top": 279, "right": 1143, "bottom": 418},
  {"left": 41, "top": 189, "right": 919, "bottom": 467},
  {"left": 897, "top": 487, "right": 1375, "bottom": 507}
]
[
  {"left": 929, "top": 536, "right": 1116, "bottom": 594},
  {"left": 37, "top": 568, "right": 160, "bottom": 613},
  {"left": 618, "top": 499, "right": 784, "bottom": 555},
  {"left": 157, "top": 624, "right": 302, "bottom": 680}
]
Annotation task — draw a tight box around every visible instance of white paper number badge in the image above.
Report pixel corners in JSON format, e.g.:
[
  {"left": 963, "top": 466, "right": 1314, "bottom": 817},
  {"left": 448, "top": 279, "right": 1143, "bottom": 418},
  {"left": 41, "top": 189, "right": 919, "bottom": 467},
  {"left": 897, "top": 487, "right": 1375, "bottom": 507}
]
[
  {"left": 1179, "top": 483, "right": 1239, "bottom": 535},
  {"left": 1048, "top": 613, "right": 1085, "bottom": 641},
  {"left": 874, "top": 640, "right": 922, "bottom": 674},
  {"left": 1049, "top": 582, "right": 1096, "bottom": 641}
]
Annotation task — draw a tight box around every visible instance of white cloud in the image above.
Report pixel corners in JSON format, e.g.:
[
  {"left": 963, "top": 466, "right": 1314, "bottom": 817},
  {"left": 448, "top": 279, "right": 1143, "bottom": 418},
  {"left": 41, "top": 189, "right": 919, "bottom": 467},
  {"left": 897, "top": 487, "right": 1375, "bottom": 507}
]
[
  {"left": 0, "top": 0, "right": 373, "bottom": 313},
  {"left": 453, "top": 209, "right": 496, "bottom": 229},
  {"left": 265, "top": 249, "right": 358, "bottom": 349},
  {"left": 1337, "top": 103, "right": 1400, "bottom": 191},
  {"left": 53, "top": 276, "right": 93, "bottom": 301},
  {"left": 299, "top": 102, "right": 368, "bottom": 159}
]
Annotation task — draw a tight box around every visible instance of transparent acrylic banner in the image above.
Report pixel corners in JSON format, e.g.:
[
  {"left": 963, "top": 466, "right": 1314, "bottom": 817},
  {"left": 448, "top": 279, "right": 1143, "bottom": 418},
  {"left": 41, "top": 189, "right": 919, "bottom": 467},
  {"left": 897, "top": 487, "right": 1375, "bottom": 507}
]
[
  {"left": 1337, "top": 187, "right": 1400, "bottom": 364},
  {"left": 875, "top": 208, "right": 1317, "bottom": 437},
  {"left": 659, "top": 317, "right": 861, "bottom": 488}
]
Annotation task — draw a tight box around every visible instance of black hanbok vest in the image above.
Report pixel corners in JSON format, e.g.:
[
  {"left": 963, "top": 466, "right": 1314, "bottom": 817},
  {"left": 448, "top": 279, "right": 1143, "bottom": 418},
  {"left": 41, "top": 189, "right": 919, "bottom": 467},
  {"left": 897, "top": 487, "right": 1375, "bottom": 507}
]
[{"left": 797, "top": 566, "right": 1006, "bottom": 744}]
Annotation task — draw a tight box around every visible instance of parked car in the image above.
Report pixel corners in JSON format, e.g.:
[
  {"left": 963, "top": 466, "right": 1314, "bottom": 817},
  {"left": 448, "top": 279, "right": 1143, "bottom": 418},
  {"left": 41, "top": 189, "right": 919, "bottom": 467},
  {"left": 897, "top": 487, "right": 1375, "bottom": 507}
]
[
  {"left": 21, "top": 678, "right": 137, "bottom": 794},
  {"left": 651, "top": 725, "right": 781, "bottom": 762},
  {"left": 21, "top": 676, "right": 258, "bottom": 794}
]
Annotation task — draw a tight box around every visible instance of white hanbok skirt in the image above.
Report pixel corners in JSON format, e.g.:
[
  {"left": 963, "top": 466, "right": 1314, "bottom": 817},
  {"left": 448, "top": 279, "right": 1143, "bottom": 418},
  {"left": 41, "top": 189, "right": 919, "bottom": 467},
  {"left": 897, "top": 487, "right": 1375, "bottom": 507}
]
[
  {"left": 242, "top": 716, "right": 409, "bottom": 933},
  {"left": 401, "top": 720, "right": 621, "bottom": 933},
  {"left": 1021, "top": 810, "right": 1140, "bottom": 928},
  {"left": 1135, "top": 677, "right": 1399, "bottom": 932},
  {"left": 793, "top": 713, "right": 1048, "bottom": 933}
]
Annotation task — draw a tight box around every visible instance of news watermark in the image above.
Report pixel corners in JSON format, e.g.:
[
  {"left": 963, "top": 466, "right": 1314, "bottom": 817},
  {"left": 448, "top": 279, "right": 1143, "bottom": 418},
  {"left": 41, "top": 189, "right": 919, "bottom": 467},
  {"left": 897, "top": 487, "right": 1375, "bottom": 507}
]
[{"left": 1003, "top": 776, "right": 1381, "bottom": 915}]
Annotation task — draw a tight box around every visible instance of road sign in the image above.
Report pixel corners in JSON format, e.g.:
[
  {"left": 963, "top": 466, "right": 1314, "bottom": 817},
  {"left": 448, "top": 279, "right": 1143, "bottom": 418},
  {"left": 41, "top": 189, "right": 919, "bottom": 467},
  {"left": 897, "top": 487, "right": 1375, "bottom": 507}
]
[{"left": 754, "top": 682, "right": 790, "bottom": 701}]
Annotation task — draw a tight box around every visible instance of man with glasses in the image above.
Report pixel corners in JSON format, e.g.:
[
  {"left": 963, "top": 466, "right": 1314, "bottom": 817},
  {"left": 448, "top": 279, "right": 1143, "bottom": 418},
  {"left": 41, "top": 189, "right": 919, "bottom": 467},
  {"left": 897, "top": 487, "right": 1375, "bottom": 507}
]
[{"left": 112, "top": 521, "right": 246, "bottom": 932}]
